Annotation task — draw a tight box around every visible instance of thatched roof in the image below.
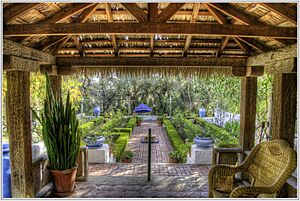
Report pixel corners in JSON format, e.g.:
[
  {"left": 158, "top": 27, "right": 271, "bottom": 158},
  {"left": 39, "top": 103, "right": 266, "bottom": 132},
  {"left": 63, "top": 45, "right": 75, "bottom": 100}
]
[{"left": 3, "top": 2, "right": 297, "bottom": 59}]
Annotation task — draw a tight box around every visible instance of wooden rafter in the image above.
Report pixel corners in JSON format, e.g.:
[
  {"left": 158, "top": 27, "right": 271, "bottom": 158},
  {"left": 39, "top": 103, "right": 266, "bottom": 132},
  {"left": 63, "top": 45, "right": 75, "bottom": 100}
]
[
  {"left": 122, "top": 3, "right": 148, "bottom": 22},
  {"left": 16, "top": 3, "right": 94, "bottom": 43},
  {"left": 217, "top": 37, "right": 229, "bottom": 57},
  {"left": 158, "top": 3, "right": 185, "bottom": 22},
  {"left": 260, "top": 3, "right": 297, "bottom": 25},
  {"left": 183, "top": 3, "right": 200, "bottom": 57},
  {"left": 105, "top": 3, "right": 118, "bottom": 56},
  {"left": 50, "top": 3, "right": 98, "bottom": 55},
  {"left": 57, "top": 56, "right": 246, "bottom": 67},
  {"left": 5, "top": 23, "right": 296, "bottom": 39},
  {"left": 236, "top": 37, "right": 271, "bottom": 52},
  {"left": 205, "top": 3, "right": 250, "bottom": 56},
  {"left": 232, "top": 37, "right": 251, "bottom": 55},
  {"left": 148, "top": 3, "right": 158, "bottom": 57},
  {"left": 207, "top": 3, "right": 295, "bottom": 45},
  {"left": 4, "top": 3, "right": 42, "bottom": 24}
]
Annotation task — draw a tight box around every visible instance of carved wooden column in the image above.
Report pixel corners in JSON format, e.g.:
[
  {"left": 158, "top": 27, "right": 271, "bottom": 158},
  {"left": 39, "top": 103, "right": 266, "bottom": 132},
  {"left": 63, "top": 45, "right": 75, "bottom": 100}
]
[
  {"left": 271, "top": 73, "right": 296, "bottom": 148},
  {"left": 239, "top": 77, "right": 257, "bottom": 155},
  {"left": 6, "top": 70, "right": 34, "bottom": 198}
]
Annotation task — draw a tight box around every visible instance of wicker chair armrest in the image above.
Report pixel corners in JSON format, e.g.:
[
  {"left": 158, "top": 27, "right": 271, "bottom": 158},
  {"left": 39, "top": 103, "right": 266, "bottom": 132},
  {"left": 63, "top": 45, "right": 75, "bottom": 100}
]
[
  {"left": 208, "top": 164, "right": 239, "bottom": 197},
  {"left": 230, "top": 186, "right": 275, "bottom": 198}
]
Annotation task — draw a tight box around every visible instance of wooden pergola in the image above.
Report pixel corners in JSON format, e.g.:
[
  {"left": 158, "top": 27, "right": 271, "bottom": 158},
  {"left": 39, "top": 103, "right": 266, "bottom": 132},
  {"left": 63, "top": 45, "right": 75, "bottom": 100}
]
[{"left": 2, "top": 2, "right": 297, "bottom": 198}]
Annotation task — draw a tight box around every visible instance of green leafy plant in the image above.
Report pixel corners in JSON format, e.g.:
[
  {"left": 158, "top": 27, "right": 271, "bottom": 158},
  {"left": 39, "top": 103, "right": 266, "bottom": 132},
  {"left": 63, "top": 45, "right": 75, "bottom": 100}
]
[
  {"left": 32, "top": 72, "right": 81, "bottom": 170},
  {"left": 157, "top": 116, "right": 163, "bottom": 121},
  {"left": 121, "top": 150, "right": 133, "bottom": 160},
  {"left": 136, "top": 116, "right": 143, "bottom": 122},
  {"left": 169, "top": 150, "right": 181, "bottom": 160}
]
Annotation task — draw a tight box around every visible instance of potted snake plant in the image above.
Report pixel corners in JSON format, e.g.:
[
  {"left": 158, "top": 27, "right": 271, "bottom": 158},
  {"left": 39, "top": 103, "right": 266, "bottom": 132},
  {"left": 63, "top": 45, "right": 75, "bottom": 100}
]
[{"left": 32, "top": 73, "right": 81, "bottom": 196}]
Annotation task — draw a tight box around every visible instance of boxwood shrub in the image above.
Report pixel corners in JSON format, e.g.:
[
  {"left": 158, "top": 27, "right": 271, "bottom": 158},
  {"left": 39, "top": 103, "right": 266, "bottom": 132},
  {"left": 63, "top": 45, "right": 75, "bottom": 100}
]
[
  {"left": 194, "top": 117, "right": 238, "bottom": 146},
  {"left": 126, "top": 117, "right": 137, "bottom": 130},
  {"left": 163, "top": 118, "right": 189, "bottom": 163},
  {"left": 112, "top": 133, "right": 130, "bottom": 162},
  {"left": 113, "top": 128, "right": 132, "bottom": 136}
]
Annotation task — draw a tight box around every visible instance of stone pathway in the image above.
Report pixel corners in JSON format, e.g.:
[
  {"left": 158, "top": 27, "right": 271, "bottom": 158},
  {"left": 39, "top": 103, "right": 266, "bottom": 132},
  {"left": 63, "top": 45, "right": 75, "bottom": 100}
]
[
  {"left": 89, "top": 163, "right": 211, "bottom": 177},
  {"left": 127, "top": 121, "right": 173, "bottom": 163},
  {"left": 68, "top": 175, "right": 209, "bottom": 198}
]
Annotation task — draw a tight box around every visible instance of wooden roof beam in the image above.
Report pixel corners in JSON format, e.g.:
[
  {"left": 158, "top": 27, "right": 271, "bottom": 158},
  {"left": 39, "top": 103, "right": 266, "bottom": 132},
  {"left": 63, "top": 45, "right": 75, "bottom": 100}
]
[
  {"left": 260, "top": 3, "right": 297, "bottom": 25},
  {"left": 236, "top": 37, "right": 271, "bottom": 53},
  {"left": 122, "top": 3, "right": 148, "bottom": 22},
  {"left": 3, "top": 39, "right": 56, "bottom": 64},
  {"left": 217, "top": 37, "right": 229, "bottom": 57},
  {"left": 105, "top": 3, "right": 118, "bottom": 56},
  {"left": 57, "top": 56, "right": 246, "bottom": 67},
  {"left": 5, "top": 23, "right": 296, "bottom": 39},
  {"left": 183, "top": 3, "right": 200, "bottom": 57},
  {"left": 158, "top": 3, "right": 185, "bottom": 22},
  {"left": 4, "top": 3, "right": 42, "bottom": 24},
  {"left": 207, "top": 3, "right": 295, "bottom": 45},
  {"left": 232, "top": 37, "right": 251, "bottom": 55}
]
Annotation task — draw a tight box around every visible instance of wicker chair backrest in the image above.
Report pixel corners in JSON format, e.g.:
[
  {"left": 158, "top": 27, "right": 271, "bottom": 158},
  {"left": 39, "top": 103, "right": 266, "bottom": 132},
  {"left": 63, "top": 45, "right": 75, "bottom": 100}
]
[{"left": 244, "top": 140, "right": 296, "bottom": 189}]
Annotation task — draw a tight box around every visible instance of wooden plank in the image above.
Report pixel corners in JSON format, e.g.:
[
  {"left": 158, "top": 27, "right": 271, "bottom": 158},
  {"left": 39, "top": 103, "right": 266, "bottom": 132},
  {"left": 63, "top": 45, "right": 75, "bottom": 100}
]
[
  {"left": 207, "top": 3, "right": 293, "bottom": 45},
  {"left": 232, "top": 37, "right": 250, "bottom": 55},
  {"left": 122, "top": 3, "right": 148, "bottom": 22},
  {"left": 3, "top": 39, "right": 56, "bottom": 64},
  {"left": 4, "top": 3, "right": 41, "bottom": 24},
  {"left": 158, "top": 3, "right": 185, "bottom": 22},
  {"left": 93, "top": 10, "right": 212, "bottom": 16},
  {"left": 4, "top": 55, "right": 40, "bottom": 72},
  {"left": 75, "top": 3, "right": 98, "bottom": 23},
  {"left": 53, "top": 36, "right": 70, "bottom": 55},
  {"left": 239, "top": 77, "right": 257, "bottom": 156},
  {"left": 183, "top": 3, "right": 200, "bottom": 57},
  {"left": 264, "top": 58, "right": 296, "bottom": 74},
  {"left": 5, "top": 23, "right": 296, "bottom": 39},
  {"left": 6, "top": 70, "right": 34, "bottom": 197},
  {"left": 105, "top": 3, "right": 118, "bottom": 56},
  {"left": 57, "top": 56, "right": 246, "bottom": 67},
  {"left": 247, "top": 44, "right": 297, "bottom": 66},
  {"left": 271, "top": 73, "right": 297, "bottom": 148},
  {"left": 260, "top": 3, "right": 297, "bottom": 25}
]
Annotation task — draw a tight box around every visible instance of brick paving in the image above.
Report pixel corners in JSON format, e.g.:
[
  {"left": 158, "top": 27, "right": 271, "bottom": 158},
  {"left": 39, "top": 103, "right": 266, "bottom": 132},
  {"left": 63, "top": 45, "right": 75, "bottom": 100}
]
[
  {"left": 89, "top": 163, "right": 211, "bottom": 177},
  {"left": 127, "top": 121, "right": 173, "bottom": 163}
]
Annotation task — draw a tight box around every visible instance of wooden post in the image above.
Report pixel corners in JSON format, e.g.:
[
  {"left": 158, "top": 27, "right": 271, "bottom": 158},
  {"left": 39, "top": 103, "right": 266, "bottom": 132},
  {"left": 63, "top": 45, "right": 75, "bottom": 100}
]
[
  {"left": 49, "top": 75, "right": 62, "bottom": 98},
  {"left": 270, "top": 73, "right": 296, "bottom": 148},
  {"left": 239, "top": 77, "right": 257, "bottom": 156},
  {"left": 147, "top": 128, "right": 151, "bottom": 181},
  {"left": 6, "top": 70, "right": 34, "bottom": 198}
]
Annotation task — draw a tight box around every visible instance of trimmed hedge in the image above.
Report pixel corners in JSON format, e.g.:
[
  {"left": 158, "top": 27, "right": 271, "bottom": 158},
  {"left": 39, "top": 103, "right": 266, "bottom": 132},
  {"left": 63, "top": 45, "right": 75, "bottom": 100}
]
[
  {"left": 112, "top": 133, "right": 130, "bottom": 162},
  {"left": 78, "top": 117, "right": 103, "bottom": 137},
  {"left": 163, "top": 118, "right": 189, "bottom": 163},
  {"left": 126, "top": 117, "right": 137, "bottom": 130},
  {"left": 113, "top": 128, "right": 132, "bottom": 136},
  {"left": 194, "top": 117, "right": 238, "bottom": 146}
]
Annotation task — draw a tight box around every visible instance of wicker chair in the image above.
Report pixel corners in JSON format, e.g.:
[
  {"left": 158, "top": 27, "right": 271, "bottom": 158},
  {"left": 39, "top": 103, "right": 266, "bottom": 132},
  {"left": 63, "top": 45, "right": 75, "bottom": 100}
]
[{"left": 208, "top": 139, "right": 297, "bottom": 198}]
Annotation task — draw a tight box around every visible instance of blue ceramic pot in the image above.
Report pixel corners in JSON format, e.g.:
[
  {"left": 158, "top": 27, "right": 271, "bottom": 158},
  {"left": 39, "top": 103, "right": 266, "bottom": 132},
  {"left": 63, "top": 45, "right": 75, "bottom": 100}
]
[
  {"left": 94, "top": 106, "right": 101, "bottom": 117},
  {"left": 2, "top": 143, "right": 12, "bottom": 198},
  {"left": 199, "top": 108, "right": 206, "bottom": 118},
  {"left": 194, "top": 136, "right": 213, "bottom": 149},
  {"left": 85, "top": 136, "right": 105, "bottom": 148}
]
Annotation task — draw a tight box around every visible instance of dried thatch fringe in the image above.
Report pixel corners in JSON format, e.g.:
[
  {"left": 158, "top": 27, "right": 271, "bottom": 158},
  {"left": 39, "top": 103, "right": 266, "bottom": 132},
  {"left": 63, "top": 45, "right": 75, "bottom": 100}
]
[{"left": 71, "top": 66, "right": 233, "bottom": 78}]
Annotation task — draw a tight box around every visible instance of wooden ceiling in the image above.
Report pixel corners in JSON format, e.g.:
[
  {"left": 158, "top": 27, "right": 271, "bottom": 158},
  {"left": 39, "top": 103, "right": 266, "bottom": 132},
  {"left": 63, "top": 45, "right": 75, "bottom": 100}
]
[{"left": 3, "top": 3, "right": 297, "bottom": 59}]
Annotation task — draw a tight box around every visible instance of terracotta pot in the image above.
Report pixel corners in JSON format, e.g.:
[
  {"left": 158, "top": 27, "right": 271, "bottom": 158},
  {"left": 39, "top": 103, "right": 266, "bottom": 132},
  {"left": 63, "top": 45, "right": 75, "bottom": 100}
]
[
  {"left": 169, "top": 158, "right": 179, "bottom": 163},
  {"left": 49, "top": 164, "right": 78, "bottom": 196},
  {"left": 122, "top": 158, "right": 132, "bottom": 163}
]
